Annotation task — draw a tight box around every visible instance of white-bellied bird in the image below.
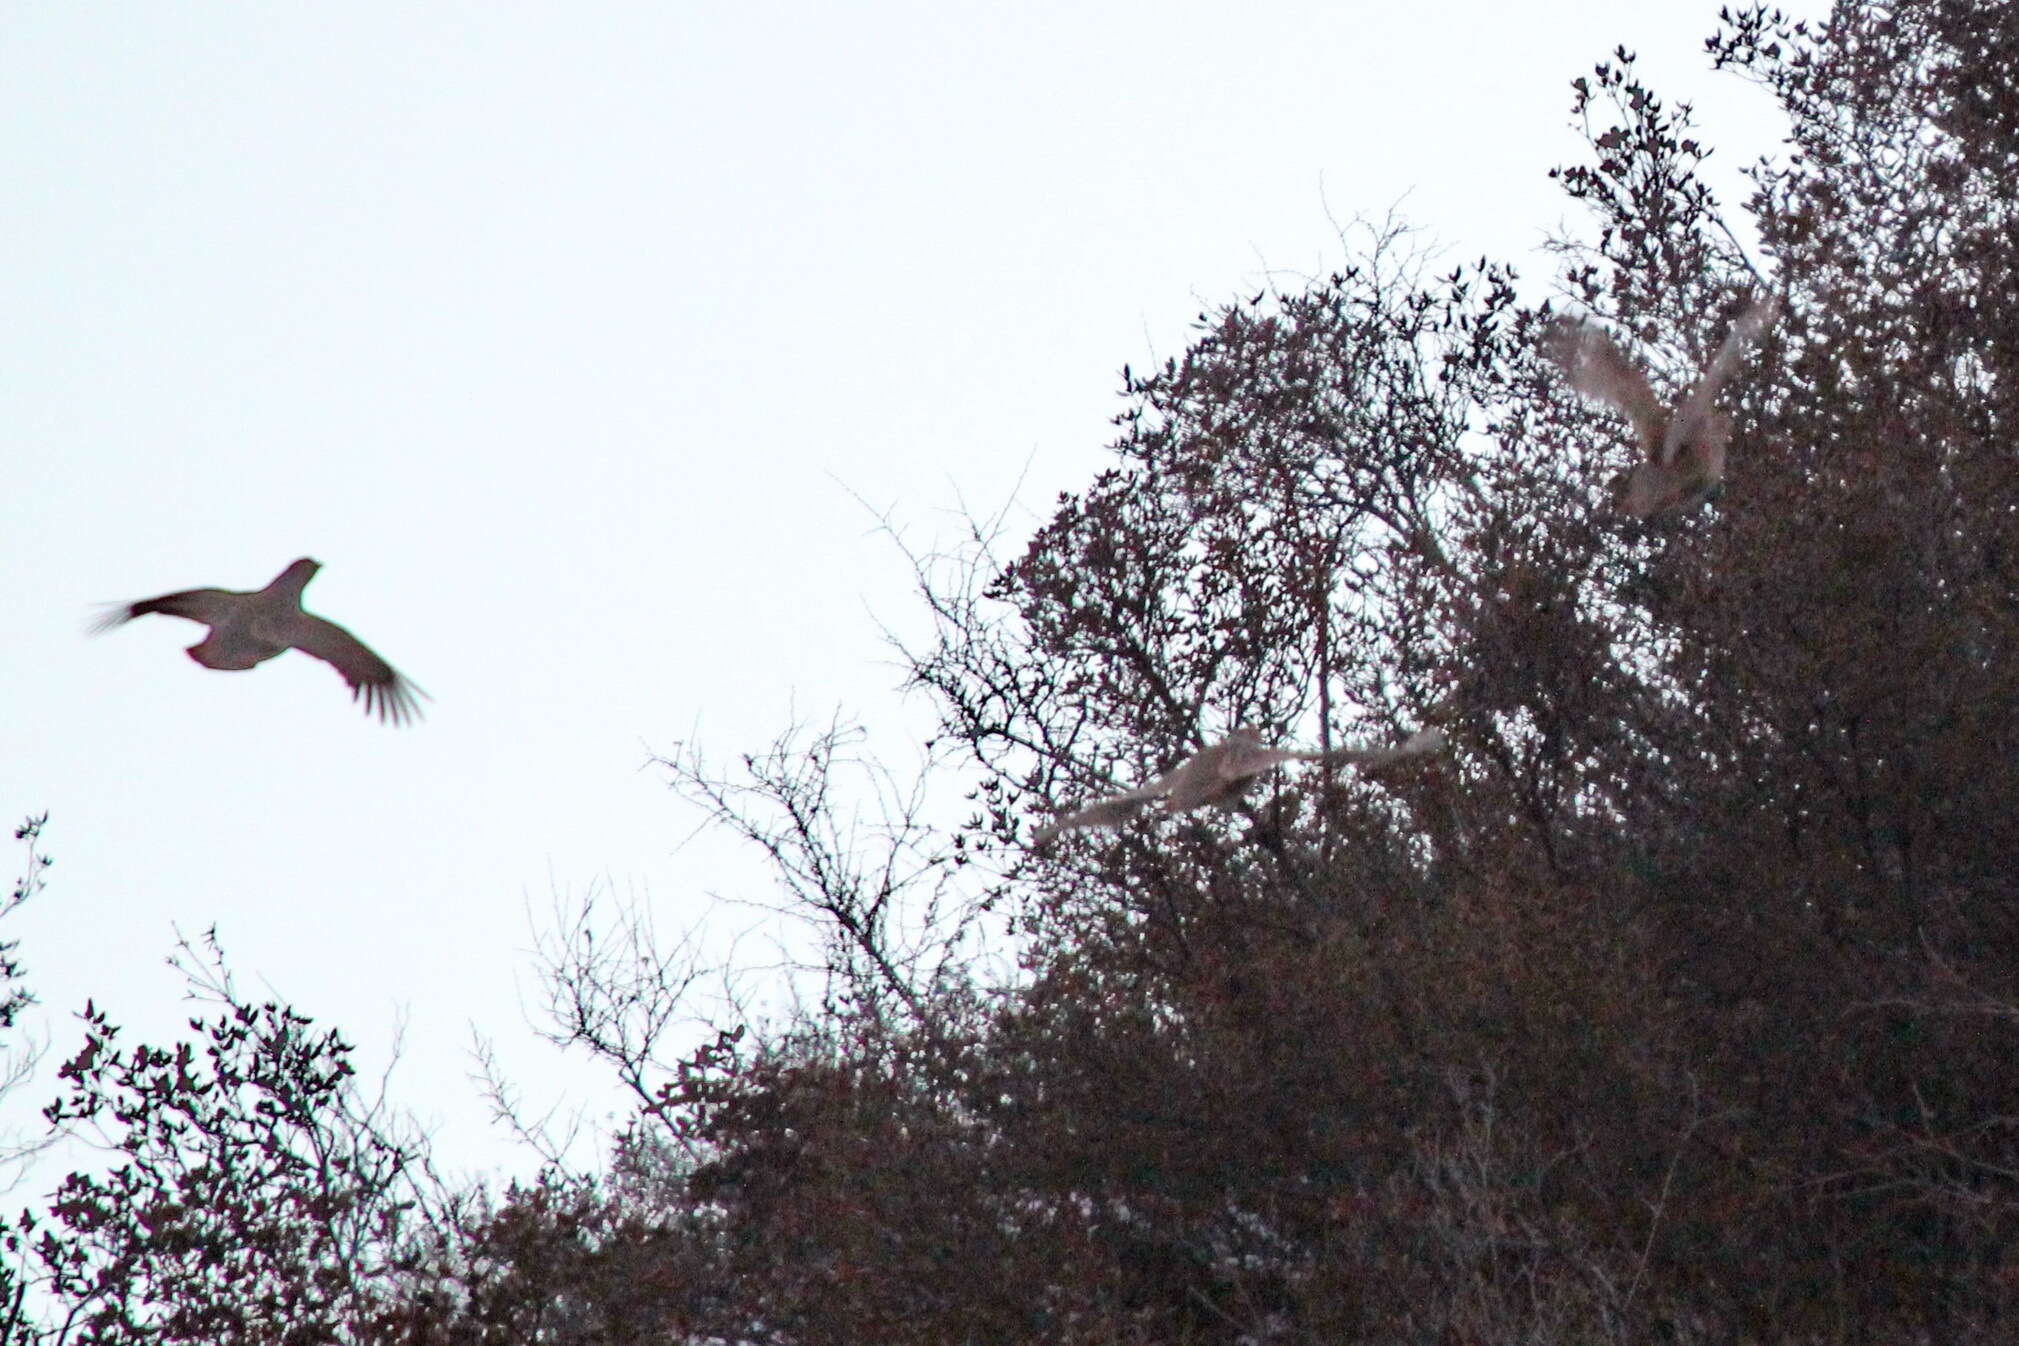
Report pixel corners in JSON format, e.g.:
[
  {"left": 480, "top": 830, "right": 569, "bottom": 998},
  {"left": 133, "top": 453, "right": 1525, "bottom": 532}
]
[
  {"left": 93, "top": 557, "right": 426, "bottom": 726},
  {"left": 1542, "top": 296, "right": 1779, "bottom": 520},
  {"left": 1033, "top": 726, "right": 1444, "bottom": 846}
]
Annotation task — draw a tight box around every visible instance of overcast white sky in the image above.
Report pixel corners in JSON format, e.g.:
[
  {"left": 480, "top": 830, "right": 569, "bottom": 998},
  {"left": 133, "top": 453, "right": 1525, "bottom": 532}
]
[{"left": 2, "top": 1, "right": 1817, "bottom": 1183}]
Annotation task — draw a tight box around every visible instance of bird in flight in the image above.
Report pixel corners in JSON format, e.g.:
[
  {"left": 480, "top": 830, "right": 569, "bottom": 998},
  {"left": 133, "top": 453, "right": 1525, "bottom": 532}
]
[
  {"left": 1542, "top": 295, "right": 1779, "bottom": 520},
  {"left": 93, "top": 557, "right": 426, "bottom": 726},
  {"left": 1033, "top": 726, "right": 1444, "bottom": 846}
]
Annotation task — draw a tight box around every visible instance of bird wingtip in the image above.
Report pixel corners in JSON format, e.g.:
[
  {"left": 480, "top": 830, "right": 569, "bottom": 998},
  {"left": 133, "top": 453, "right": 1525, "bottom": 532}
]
[
  {"left": 85, "top": 603, "right": 134, "bottom": 637},
  {"left": 358, "top": 677, "right": 429, "bottom": 727},
  {"left": 1403, "top": 728, "right": 1448, "bottom": 755}
]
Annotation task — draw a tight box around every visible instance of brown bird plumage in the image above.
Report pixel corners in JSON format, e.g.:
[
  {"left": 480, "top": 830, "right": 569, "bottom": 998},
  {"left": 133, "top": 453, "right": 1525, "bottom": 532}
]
[
  {"left": 93, "top": 558, "right": 426, "bottom": 726},
  {"left": 1542, "top": 296, "right": 1779, "bottom": 519},
  {"left": 1033, "top": 726, "right": 1444, "bottom": 846}
]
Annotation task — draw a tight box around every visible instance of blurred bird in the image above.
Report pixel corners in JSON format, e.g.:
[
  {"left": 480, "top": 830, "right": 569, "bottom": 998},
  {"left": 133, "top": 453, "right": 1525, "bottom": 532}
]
[
  {"left": 93, "top": 557, "right": 426, "bottom": 726},
  {"left": 1033, "top": 726, "right": 1444, "bottom": 846},
  {"left": 1542, "top": 296, "right": 1779, "bottom": 519}
]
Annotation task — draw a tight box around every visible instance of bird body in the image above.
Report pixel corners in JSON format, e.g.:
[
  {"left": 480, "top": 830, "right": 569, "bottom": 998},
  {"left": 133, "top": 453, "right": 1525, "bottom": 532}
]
[
  {"left": 1543, "top": 297, "right": 1778, "bottom": 519},
  {"left": 95, "top": 558, "right": 425, "bottom": 726},
  {"left": 1034, "top": 726, "right": 1444, "bottom": 845}
]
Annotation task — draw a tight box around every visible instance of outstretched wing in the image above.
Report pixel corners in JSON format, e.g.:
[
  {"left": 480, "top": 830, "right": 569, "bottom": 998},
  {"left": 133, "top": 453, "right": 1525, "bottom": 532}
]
[
  {"left": 1313, "top": 728, "right": 1448, "bottom": 770},
  {"left": 89, "top": 588, "right": 241, "bottom": 635},
  {"left": 1661, "top": 296, "right": 1779, "bottom": 466},
  {"left": 1542, "top": 316, "right": 1669, "bottom": 462},
  {"left": 287, "top": 614, "right": 427, "bottom": 726},
  {"left": 1031, "top": 794, "right": 1156, "bottom": 847},
  {"left": 1032, "top": 764, "right": 1189, "bottom": 846}
]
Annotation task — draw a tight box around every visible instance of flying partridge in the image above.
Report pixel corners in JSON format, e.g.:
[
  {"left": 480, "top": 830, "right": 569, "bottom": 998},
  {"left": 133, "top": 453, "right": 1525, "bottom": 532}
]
[{"left": 94, "top": 557, "right": 426, "bottom": 726}]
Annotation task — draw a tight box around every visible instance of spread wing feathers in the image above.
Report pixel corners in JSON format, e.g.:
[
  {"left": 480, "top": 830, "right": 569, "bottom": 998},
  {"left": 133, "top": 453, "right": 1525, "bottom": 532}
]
[
  {"left": 1031, "top": 765, "right": 1191, "bottom": 846},
  {"left": 287, "top": 615, "right": 428, "bottom": 726},
  {"left": 1310, "top": 728, "right": 1449, "bottom": 770},
  {"left": 1661, "top": 296, "right": 1780, "bottom": 465},
  {"left": 1030, "top": 794, "right": 1159, "bottom": 848},
  {"left": 1542, "top": 316, "right": 1668, "bottom": 460},
  {"left": 90, "top": 588, "right": 242, "bottom": 634},
  {"left": 1034, "top": 728, "right": 1445, "bottom": 846}
]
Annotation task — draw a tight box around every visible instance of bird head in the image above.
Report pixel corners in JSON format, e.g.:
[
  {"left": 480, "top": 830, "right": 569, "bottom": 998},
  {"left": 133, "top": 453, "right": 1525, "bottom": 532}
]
[{"left": 272, "top": 557, "right": 323, "bottom": 596}]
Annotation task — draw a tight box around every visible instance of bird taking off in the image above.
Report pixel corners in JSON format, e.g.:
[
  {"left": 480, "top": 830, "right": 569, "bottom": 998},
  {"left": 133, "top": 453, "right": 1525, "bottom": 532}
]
[
  {"left": 1542, "top": 296, "right": 1779, "bottom": 520},
  {"left": 93, "top": 558, "right": 426, "bottom": 726},
  {"left": 1033, "top": 726, "right": 1445, "bottom": 847}
]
